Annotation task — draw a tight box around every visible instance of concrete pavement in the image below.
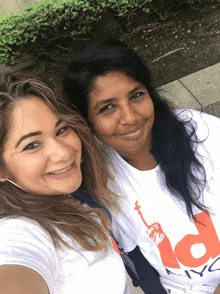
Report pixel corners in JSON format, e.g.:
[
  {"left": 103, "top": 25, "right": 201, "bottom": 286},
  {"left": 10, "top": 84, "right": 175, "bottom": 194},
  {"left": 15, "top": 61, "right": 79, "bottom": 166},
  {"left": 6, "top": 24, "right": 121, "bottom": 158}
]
[{"left": 157, "top": 62, "right": 220, "bottom": 115}]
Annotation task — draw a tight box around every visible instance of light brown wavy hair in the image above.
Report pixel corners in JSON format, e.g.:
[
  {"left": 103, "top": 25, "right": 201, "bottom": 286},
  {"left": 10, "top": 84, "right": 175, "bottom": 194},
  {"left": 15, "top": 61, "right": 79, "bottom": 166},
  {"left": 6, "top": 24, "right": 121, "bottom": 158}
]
[{"left": 0, "top": 71, "right": 117, "bottom": 251}]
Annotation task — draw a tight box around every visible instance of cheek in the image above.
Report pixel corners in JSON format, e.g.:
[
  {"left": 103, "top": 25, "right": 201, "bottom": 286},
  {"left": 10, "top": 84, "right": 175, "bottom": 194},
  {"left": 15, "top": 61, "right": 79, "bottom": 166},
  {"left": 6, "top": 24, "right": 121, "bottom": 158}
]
[
  {"left": 92, "top": 117, "right": 117, "bottom": 138},
  {"left": 70, "top": 133, "right": 82, "bottom": 154},
  {"left": 5, "top": 157, "right": 44, "bottom": 186},
  {"left": 142, "top": 99, "right": 154, "bottom": 116},
  {"left": 16, "top": 157, "right": 44, "bottom": 176}
]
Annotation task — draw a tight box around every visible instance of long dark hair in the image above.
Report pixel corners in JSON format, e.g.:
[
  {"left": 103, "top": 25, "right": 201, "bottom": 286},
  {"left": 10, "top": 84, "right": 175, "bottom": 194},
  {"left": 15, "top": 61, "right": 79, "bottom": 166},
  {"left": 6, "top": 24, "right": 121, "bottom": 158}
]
[
  {"left": 63, "top": 37, "right": 206, "bottom": 220},
  {"left": 0, "top": 71, "right": 117, "bottom": 251}
]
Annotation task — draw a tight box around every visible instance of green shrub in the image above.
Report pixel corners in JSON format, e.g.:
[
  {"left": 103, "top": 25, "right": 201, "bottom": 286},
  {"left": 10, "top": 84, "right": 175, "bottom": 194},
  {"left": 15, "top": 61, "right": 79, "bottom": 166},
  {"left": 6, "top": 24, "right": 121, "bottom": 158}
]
[
  {"left": 0, "top": 0, "right": 151, "bottom": 65},
  {"left": 98, "top": 0, "right": 147, "bottom": 17}
]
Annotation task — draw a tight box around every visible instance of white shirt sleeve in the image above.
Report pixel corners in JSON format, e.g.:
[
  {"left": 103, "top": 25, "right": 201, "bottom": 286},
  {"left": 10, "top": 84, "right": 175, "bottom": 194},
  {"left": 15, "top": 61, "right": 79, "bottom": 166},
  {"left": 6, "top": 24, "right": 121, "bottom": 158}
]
[{"left": 0, "top": 217, "right": 58, "bottom": 294}]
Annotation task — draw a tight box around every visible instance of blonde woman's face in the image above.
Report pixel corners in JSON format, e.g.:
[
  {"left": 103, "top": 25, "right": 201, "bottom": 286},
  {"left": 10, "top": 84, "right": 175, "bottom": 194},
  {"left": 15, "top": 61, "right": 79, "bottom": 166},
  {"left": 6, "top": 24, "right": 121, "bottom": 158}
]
[{"left": 1, "top": 96, "right": 82, "bottom": 195}]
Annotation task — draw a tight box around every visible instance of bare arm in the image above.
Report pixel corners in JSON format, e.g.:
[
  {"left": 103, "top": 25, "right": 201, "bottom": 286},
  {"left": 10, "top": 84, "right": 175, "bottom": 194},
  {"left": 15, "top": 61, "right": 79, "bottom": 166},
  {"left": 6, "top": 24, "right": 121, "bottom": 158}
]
[
  {"left": 214, "top": 284, "right": 220, "bottom": 294},
  {"left": 0, "top": 265, "right": 49, "bottom": 294}
]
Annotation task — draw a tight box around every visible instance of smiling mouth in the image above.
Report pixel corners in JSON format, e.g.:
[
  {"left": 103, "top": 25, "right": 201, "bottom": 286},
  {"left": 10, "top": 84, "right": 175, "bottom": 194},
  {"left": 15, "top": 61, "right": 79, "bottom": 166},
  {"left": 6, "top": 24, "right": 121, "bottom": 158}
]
[
  {"left": 48, "top": 163, "right": 74, "bottom": 175},
  {"left": 118, "top": 123, "right": 144, "bottom": 136}
]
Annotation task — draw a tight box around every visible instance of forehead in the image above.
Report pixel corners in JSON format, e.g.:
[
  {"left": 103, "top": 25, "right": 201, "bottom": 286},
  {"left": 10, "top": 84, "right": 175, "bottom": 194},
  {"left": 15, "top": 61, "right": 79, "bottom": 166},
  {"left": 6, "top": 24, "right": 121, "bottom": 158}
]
[
  {"left": 12, "top": 96, "right": 56, "bottom": 124},
  {"left": 91, "top": 71, "right": 138, "bottom": 91},
  {"left": 7, "top": 96, "right": 58, "bottom": 143},
  {"left": 89, "top": 71, "right": 146, "bottom": 110}
]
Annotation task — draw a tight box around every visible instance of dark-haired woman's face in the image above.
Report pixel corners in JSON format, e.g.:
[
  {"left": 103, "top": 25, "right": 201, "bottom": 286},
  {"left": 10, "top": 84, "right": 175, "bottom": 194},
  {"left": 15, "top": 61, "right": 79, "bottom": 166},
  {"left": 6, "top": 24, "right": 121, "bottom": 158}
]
[{"left": 88, "top": 71, "right": 154, "bottom": 159}]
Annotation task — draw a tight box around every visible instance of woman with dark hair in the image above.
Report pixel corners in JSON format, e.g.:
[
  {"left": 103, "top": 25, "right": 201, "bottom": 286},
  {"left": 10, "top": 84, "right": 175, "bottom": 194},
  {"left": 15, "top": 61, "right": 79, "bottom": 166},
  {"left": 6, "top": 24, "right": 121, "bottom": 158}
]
[
  {"left": 0, "top": 71, "right": 129, "bottom": 294},
  {"left": 63, "top": 37, "right": 220, "bottom": 293}
]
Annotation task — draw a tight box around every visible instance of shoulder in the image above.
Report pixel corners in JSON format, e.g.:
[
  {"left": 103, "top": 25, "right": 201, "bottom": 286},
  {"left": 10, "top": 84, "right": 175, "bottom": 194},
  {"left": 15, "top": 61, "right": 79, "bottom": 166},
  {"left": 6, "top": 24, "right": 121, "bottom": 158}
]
[
  {"left": 173, "top": 109, "right": 220, "bottom": 140},
  {"left": 0, "top": 217, "right": 55, "bottom": 246},
  {"left": 104, "top": 145, "right": 127, "bottom": 169},
  {"left": 0, "top": 216, "right": 57, "bottom": 263},
  {"left": 0, "top": 217, "right": 57, "bottom": 293},
  {"left": 173, "top": 109, "right": 220, "bottom": 126},
  {"left": 103, "top": 146, "right": 120, "bottom": 173},
  {"left": 104, "top": 146, "right": 134, "bottom": 187}
]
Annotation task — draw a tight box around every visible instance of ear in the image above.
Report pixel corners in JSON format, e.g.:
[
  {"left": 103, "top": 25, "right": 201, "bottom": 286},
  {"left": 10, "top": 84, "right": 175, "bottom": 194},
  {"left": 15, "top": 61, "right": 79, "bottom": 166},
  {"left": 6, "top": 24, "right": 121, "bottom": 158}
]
[{"left": 0, "top": 171, "right": 9, "bottom": 183}]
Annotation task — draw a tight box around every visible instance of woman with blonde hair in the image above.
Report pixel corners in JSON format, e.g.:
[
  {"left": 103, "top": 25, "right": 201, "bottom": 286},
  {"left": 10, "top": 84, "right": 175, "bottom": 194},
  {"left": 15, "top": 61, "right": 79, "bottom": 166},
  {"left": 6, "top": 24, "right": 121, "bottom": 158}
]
[{"left": 0, "top": 71, "right": 129, "bottom": 294}]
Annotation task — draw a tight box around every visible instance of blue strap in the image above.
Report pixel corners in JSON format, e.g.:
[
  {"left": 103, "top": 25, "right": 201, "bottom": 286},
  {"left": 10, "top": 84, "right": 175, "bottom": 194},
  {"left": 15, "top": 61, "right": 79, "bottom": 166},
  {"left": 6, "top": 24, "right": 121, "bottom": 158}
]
[
  {"left": 74, "top": 189, "right": 116, "bottom": 242},
  {"left": 74, "top": 189, "right": 139, "bottom": 280},
  {"left": 74, "top": 189, "right": 112, "bottom": 222}
]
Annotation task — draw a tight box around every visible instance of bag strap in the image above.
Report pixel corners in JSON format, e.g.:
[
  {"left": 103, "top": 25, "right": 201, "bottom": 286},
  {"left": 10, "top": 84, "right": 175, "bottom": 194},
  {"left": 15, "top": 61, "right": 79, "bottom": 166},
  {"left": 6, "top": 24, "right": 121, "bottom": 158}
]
[
  {"left": 74, "top": 189, "right": 139, "bottom": 280},
  {"left": 74, "top": 189, "right": 112, "bottom": 221}
]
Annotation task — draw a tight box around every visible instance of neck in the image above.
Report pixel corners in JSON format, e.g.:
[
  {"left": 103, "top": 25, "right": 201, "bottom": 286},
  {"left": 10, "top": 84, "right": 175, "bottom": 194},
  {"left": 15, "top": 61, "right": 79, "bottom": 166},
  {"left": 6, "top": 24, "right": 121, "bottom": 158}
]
[{"left": 118, "top": 147, "right": 157, "bottom": 171}]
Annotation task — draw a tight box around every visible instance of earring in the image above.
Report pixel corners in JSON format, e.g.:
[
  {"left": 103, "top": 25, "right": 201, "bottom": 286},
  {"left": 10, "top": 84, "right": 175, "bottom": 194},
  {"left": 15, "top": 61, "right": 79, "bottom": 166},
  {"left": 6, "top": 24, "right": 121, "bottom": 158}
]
[
  {"left": 6, "top": 179, "right": 25, "bottom": 192},
  {"left": 80, "top": 156, "right": 84, "bottom": 163}
]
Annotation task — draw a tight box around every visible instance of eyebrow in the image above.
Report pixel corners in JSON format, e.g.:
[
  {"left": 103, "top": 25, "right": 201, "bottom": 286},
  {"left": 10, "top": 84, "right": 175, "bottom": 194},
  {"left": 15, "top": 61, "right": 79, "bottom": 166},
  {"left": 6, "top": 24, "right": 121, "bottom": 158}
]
[
  {"left": 129, "top": 85, "right": 143, "bottom": 95},
  {"left": 15, "top": 119, "right": 63, "bottom": 148},
  {"left": 94, "top": 85, "right": 144, "bottom": 110},
  {"left": 94, "top": 98, "right": 115, "bottom": 111}
]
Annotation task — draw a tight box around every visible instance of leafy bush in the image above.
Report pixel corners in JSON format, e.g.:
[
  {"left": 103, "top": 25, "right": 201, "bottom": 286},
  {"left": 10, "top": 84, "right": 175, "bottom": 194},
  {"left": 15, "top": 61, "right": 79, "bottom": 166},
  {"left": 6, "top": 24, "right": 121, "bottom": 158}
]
[
  {"left": 0, "top": 0, "right": 151, "bottom": 65},
  {"left": 99, "top": 0, "right": 148, "bottom": 17}
]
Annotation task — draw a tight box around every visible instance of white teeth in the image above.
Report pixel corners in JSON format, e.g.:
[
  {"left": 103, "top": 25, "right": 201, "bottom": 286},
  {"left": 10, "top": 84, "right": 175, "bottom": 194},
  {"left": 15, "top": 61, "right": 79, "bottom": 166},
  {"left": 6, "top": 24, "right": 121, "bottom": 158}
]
[{"left": 50, "top": 164, "right": 72, "bottom": 175}]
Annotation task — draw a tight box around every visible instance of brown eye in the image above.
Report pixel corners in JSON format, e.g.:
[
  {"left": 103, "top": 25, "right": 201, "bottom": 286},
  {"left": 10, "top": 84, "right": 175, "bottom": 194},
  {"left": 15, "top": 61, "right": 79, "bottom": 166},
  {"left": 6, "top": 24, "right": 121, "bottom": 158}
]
[
  {"left": 99, "top": 104, "right": 115, "bottom": 114},
  {"left": 56, "top": 126, "right": 68, "bottom": 136},
  {"left": 131, "top": 92, "right": 144, "bottom": 100},
  {"left": 23, "top": 142, "right": 39, "bottom": 151}
]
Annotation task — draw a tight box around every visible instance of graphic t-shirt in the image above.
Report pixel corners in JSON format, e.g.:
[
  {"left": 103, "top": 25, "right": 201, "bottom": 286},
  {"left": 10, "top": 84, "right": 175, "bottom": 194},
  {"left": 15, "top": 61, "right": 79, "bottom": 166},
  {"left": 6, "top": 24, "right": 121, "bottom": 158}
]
[
  {"left": 106, "top": 109, "right": 220, "bottom": 293},
  {"left": 0, "top": 216, "right": 129, "bottom": 294}
]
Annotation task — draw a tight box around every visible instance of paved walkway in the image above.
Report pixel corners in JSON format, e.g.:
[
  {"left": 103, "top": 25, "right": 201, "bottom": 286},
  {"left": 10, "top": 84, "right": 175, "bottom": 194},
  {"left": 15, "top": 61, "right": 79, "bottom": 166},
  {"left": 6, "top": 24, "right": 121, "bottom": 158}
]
[{"left": 157, "top": 62, "right": 220, "bottom": 116}]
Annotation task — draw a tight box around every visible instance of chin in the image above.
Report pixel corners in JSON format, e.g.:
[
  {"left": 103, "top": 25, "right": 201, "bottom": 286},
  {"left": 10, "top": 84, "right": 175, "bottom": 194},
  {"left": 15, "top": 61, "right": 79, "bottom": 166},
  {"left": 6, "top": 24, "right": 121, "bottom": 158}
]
[
  {"left": 61, "top": 184, "right": 81, "bottom": 194},
  {"left": 120, "top": 143, "right": 147, "bottom": 153}
]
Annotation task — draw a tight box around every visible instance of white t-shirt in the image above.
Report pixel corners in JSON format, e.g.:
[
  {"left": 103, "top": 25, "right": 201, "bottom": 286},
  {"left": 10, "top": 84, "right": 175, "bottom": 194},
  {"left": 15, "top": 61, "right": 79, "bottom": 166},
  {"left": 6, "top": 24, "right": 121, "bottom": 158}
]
[
  {"left": 0, "top": 216, "right": 129, "bottom": 294},
  {"left": 106, "top": 109, "right": 220, "bottom": 293}
]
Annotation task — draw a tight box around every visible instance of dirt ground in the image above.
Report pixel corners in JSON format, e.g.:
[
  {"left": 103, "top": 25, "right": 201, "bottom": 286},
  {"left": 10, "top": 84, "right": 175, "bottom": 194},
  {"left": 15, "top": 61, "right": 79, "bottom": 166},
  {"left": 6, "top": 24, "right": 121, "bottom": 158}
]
[
  {"left": 22, "top": 1, "right": 220, "bottom": 90},
  {"left": 123, "top": 1, "right": 220, "bottom": 88}
]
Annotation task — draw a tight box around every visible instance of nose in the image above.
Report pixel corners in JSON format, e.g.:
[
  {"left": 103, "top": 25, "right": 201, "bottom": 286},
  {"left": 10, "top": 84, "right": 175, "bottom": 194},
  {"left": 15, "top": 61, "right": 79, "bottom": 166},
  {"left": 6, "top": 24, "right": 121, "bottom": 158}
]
[
  {"left": 48, "top": 139, "right": 72, "bottom": 163},
  {"left": 119, "top": 103, "right": 137, "bottom": 125}
]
